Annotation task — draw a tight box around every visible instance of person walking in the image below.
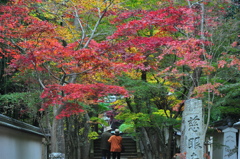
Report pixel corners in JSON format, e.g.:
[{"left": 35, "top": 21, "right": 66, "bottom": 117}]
[
  {"left": 100, "top": 126, "right": 112, "bottom": 159},
  {"left": 108, "top": 129, "right": 122, "bottom": 159}
]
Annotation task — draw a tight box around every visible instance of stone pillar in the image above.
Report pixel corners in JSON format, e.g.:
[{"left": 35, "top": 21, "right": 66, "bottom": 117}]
[
  {"left": 233, "top": 121, "right": 240, "bottom": 159},
  {"left": 222, "top": 127, "right": 238, "bottom": 159},
  {"left": 181, "top": 99, "right": 204, "bottom": 159}
]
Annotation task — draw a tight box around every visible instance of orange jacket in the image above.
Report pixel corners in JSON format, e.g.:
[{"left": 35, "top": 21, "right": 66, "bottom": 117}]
[{"left": 108, "top": 135, "right": 122, "bottom": 152}]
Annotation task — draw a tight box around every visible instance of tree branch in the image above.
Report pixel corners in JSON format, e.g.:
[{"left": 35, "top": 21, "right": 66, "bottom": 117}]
[{"left": 83, "top": 1, "right": 113, "bottom": 48}]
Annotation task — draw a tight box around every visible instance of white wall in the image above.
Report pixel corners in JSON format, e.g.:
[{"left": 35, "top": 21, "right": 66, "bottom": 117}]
[{"left": 0, "top": 125, "right": 44, "bottom": 159}]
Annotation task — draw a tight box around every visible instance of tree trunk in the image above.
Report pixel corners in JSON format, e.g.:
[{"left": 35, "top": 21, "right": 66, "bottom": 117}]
[
  {"left": 166, "top": 126, "right": 174, "bottom": 159},
  {"left": 80, "top": 113, "right": 91, "bottom": 159},
  {"left": 138, "top": 126, "right": 176, "bottom": 159},
  {"left": 140, "top": 127, "right": 154, "bottom": 159},
  {"left": 65, "top": 116, "right": 81, "bottom": 159},
  {"left": 139, "top": 127, "right": 167, "bottom": 159},
  {"left": 155, "top": 125, "right": 167, "bottom": 158},
  {"left": 51, "top": 117, "right": 65, "bottom": 153}
]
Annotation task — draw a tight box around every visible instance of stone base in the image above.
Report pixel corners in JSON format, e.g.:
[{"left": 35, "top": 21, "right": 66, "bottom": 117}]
[{"left": 49, "top": 152, "right": 65, "bottom": 159}]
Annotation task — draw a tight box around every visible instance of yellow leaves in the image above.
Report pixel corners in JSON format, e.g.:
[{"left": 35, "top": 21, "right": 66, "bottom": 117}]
[
  {"left": 55, "top": 25, "right": 79, "bottom": 43},
  {"left": 91, "top": 71, "right": 115, "bottom": 83},
  {"left": 70, "top": 0, "right": 101, "bottom": 10},
  {"left": 148, "top": 75, "right": 164, "bottom": 84},
  {"left": 113, "top": 99, "right": 127, "bottom": 110},
  {"left": 67, "top": 0, "right": 118, "bottom": 12},
  {"left": 52, "top": 0, "right": 63, "bottom": 3},
  {"left": 120, "top": 112, "right": 150, "bottom": 121},
  {"left": 125, "top": 47, "right": 138, "bottom": 53},
  {"left": 165, "top": 81, "right": 181, "bottom": 88},
  {"left": 124, "top": 69, "right": 142, "bottom": 80},
  {"left": 153, "top": 109, "right": 170, "bottom": 116},
  {"left": 148, "top": 74, "right": 181, "bottom": 89},
  {"left": 50, "top": 61, "right": 57, "bottom": 66},
  {"left": 155, "top": 30, "right": 170, "bottom": 37},
  {"left": 46, "top": 0, "right": 122, "bottom": 13},
  {"left": 38, "top": 12, "right": 55, "bottom": 21},
  {"left": 153, "top": 109, "right": 181, "bottom": 120},
  {"left": 153, "top": 28, "right": 171, "bottom": 37},
  {"left": 140, "top": 27, "right": 171, "bottom": 38},
  {"left": 37, "top": 0, "right": 123, "bottom": 45}
]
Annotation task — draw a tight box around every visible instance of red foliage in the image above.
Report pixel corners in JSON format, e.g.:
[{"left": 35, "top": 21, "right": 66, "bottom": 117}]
[
  {"left": 96, "top": 3, "right": 235, "bottom": 103},
  {"left": 40, "top": 83, "right": 128, "bottom": 118},
  {"left": 231, "top": 41, "right": 238, "bottom": 47},
  {"left": 1, "top": 2, "right": 129, "bottom": 119},
  {"left": 97, "top": 6, "right": 213, "bottom": 75},
  {"left": 1, "top": 1, "right": 238, "bottom": 119},
  {"left": 55, "top": 103, "right": 85, "bottom": 119},
  {"left": 164, "top": 38, "right": 212, "bottom": 69},
  {"left": 193, "top": 83, "right": 223, "bottom": 98},
  {"left": 109, "top": 7, "right": 195, "bottom": 39}
]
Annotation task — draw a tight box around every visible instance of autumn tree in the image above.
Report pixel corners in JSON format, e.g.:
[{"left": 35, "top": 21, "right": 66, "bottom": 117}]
[
  {"left": 1, "top": 0, "right": 239, "bottom": 159},
  {"left": 94, "top": 0, "right": 240, "bottom": 158},
  {"left": 0, "top": 0, "right": 128, "bottom": 158},
  {"left": 208, "top": 0, "right": 240, "bottom": 125}
]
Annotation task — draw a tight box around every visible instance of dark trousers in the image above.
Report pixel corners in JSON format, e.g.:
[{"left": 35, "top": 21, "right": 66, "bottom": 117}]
[
  {"left": 102, "top": 149, "right": 111, "bottom": 159},
  {"left": 112, "top": 152, "right": 121, "bottom": 159}
]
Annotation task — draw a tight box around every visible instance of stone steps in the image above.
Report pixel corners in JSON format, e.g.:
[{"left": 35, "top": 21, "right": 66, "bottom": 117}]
[{"left": 91, "top": 136, "right": 140, "bottom": 159}]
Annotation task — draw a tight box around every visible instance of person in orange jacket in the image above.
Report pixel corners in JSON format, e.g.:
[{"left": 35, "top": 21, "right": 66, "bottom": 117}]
[
  {"left": 108, "top": 129, "right": 122, "bottom": 159},
  {"left": 100, "top": 126, "right": 112, "bottom": 159}
]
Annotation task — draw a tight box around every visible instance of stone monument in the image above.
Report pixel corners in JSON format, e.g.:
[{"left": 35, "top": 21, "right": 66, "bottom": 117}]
[
  {"left": 181, "top": 99, "right": 204, "bottom": 159},
  {"left": 233, "top": 121, "right": 240, "bottom": 159},
  {"left": 222, "top": 127, "right": 237, "bottom": 159}
]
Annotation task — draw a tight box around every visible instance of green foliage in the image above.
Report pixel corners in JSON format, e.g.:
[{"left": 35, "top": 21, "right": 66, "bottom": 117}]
[
  {"left": 119, "top": 123, "right": 135, "bottom": 133},
  {"left": 0, "top": 0, "right": 8, "bottom": 4},
  {"left": 116, "top": 111, "right": 151, "bottom": 136},
  {"left": 0, "top": 91, "right": 41, "bottom": 108},
  {"left": 118, "top": 75, "right": 169, "bottom": 109},
  {"left": 225, "top": 0, "right": 240, "bottom": 19},
  {"left": 88, "top": 131, "right": 99, "bottom": 140},
  {"left": 30, "top": 7, "right": 57, "bottom": 22},
  {"left": 116, "top": 112, "right": 150, "bottom": 124},
  {"left": 122, "top": 0, "right": 158, "bottom": 10},
  {"left": 98, "top": 102, "right": 111, "bottom": 112},
  {"left": 90, "top": 116, "right": 108, "bottom": 126},
  {"left": 211, "top": 80, "right": 240, "bottom": 122},
  {"left": 207, "top": 71, "right": 240, "bottom": 123},
  {"left": 200, "top": 10, "right": 240, "bottom": 123},
  {"left": 116, "top": 70, "right": 184, "bottom": 139},
  {"left": 0, "top": 57, "right": 26, "bottom": 94},
  {"left": 94, "top": 18, "right": 117, "bottom": 41},
  {"left": 152, "top": 110, "right": 181, "bottom": 128},
  {"left": 0, "top": 91, "right": 42, "bottom": 124}
]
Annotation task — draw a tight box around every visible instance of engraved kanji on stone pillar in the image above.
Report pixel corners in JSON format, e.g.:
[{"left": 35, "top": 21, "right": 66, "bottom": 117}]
[{"left": 181, "top": 99, "right": 204, "bottom": 159}]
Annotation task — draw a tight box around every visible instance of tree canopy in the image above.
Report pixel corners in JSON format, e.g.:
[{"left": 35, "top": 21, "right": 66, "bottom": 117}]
[{"left": 0, "top": 0, "right": 239, "bottom": 159}]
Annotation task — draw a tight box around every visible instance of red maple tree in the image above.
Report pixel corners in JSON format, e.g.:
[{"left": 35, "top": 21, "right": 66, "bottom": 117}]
[
  {"left": 93, "top": 2, "right": 239, "bottom": 158},
  {"left": 0, "top": 0, "right": 128, "bottom": 155}
]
